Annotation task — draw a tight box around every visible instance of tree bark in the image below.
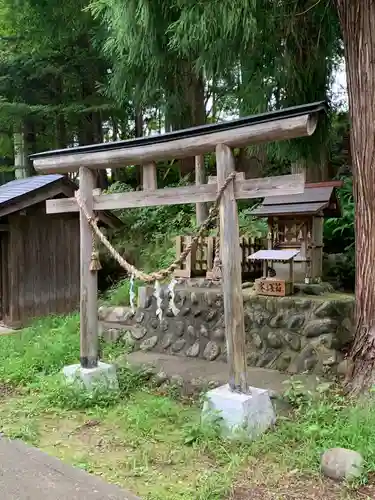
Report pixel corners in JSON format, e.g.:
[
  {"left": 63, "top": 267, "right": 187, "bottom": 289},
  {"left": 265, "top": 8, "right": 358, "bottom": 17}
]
[
  {"left": 195, "top": 155, "right": 208, "bottom": 224},
  {"left": 336, "top": 0, "right": 375, "bottom": 393},
  {"left": 290, "top": 153, "right": 329, "bottom": 183},
  {"left": 178, "top": 64, "right": 206, "bottom": 177}
]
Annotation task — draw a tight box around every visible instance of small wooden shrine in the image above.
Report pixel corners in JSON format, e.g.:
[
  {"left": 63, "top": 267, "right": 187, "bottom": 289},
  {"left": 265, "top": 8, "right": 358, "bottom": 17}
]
[
  {"left": 248, "top": 249, "right": 300, "bottom": 296},
  {"left": 251, "top": 181, "right": 342, "bottom": 283}
]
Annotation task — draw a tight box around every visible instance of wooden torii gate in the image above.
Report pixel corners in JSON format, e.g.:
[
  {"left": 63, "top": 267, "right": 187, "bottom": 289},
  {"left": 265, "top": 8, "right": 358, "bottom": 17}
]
[{"left": 31, "top": 102, "right": 325, "bottom": 394}]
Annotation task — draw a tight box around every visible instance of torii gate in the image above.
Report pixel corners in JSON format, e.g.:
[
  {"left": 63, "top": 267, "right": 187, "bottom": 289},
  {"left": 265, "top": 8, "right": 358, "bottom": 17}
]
[{"left": 31, "top": 101, "right": 325, "bottom": 394}]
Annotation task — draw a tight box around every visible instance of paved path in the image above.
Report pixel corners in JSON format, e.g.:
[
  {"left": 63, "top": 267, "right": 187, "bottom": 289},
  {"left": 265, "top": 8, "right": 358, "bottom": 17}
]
[{"left": 0, "top": 436, "right": 140, "bottom": 500}]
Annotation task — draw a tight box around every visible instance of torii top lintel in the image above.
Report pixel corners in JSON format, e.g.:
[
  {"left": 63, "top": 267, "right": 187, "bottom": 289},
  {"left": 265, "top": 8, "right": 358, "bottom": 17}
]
[{"left": 30, "top": 101, "right": 326, "bottom": 174}]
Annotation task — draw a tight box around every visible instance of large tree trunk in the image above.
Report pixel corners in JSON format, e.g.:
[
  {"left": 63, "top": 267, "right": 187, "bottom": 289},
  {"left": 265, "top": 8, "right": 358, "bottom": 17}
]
[
  {"left": 195, "top": 154, "right": 208, "bottom": 225},
  {"left": 336, "top": 0, "right": 375, "bottom": 393},
  {"left": 290, "top": 152, "right": 329, "bottom": 182},
  {"left": 177, "top": 63, "right": 206, "bottom": 178}
]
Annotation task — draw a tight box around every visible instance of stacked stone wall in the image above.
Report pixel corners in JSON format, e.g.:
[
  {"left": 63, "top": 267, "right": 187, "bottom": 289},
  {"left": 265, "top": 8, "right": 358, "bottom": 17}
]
[{"left": 99, "top": 287, "right": 354, "bottom": 376}]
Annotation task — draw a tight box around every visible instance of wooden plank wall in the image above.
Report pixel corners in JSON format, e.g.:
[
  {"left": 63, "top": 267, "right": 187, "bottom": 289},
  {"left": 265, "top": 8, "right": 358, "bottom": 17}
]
[{"left": 7, "top": 214, "right": 80, "bottom": 326}]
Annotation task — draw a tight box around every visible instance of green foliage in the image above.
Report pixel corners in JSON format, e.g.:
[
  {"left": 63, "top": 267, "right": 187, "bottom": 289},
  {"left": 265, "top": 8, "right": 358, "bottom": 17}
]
[
  {"left": 238, "top": 206, "right": 268, "bottom": 236},
  {"left": 3, "top": 320, "right": 375, "bottom": 496},
  {"left": 108, "top": 179, "right": 195, "bottom": 240},
  {"left": 254, "top": 385, "right": 375, "bottom": 480},
  {"left": 0, "top": 0, "right": 123, "bottom": 160},
  {"left": 325, "top": 177, "right": 354, "bottom": 253},
  {"left": 35, "top": 364, "right": 151, "bottom": 410},
  {"left": 100, "top": 177, "right": 268, "bottom": 306},
  {"left": 106, "top": 179, "right": 196, "bottom": 278},
  {"left": 36, "top": 375, "right": 121, "bottom": 410},
  {"left": 324, "top": 176, "right": 355, "bottom": 290},
  {"left": 0, "top": 315, "right": 80, "bottom": 385},
  {"left": 103, "top": 278, "right": 138, "bottom": 306},
  {"left": 0, "top": 313, "right": 153, "bottom": 410},
  {"left": 169, "top": 0, "right": 341, "bottom": 162}
]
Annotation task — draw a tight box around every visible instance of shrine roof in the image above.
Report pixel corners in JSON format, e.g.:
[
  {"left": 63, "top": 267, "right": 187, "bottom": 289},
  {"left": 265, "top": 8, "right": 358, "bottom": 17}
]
[
  {"left": 30, "top": 101, "right": 326, "bottom": 159},
  {"left": 251, "top": 182, "right": 342, "bottom": 218},
  {"left": 248, "top": 249, "right": 300, "bottom": 262}
]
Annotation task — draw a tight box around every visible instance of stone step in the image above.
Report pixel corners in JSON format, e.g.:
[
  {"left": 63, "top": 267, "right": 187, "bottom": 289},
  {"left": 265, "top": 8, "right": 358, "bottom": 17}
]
[
  {"left": 99, "top": 322, "right": 146, "bottom": 343},
  {"left": 122, "top": 351, "right": 321, "bottom": 400},
  {"left": 98, "top": 306, "right": 132, "bottom": 323}
]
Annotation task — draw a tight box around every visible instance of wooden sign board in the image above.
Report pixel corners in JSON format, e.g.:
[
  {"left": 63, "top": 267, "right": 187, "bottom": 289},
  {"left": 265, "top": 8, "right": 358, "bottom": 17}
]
[{"left": 255, "top": 278, "right": 293, "bottom": 297}]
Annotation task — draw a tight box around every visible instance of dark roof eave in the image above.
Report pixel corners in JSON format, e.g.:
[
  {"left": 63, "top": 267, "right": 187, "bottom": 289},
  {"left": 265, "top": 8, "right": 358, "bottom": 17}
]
[
  {"left": 0, "top": 178, "right": 63, "bottom": 213},
  {"left": 0, "top": 176, "right": 122, "bottom": 227},
  {"left": 252, "top": 210, "right": 321, "bottom": 217},
  {"left": 252, "top": 201, "right": 328, "bottom": 217},
  {"left": 30, "top": 101, "right": 327, "bottom": 160},
  {"left": 98, "top": 211, "right": 123, "bottom": 229},
  {"left": 252, "top": 204, "right": 341, "bottom": 218}
]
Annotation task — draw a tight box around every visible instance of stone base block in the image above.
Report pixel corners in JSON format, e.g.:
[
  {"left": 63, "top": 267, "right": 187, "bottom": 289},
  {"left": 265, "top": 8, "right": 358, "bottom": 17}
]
[
  {"left": 62, "top": 362, "right": 119, "bottom": 390},
  {"left": 202, "top": 384, "right": 276, "bottom": 439}
]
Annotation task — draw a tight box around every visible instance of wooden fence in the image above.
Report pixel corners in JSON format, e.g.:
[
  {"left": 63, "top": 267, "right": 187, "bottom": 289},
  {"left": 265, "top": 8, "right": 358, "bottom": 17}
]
[{"left": 174, "top": 235, "right": 264, "bottom": 278}]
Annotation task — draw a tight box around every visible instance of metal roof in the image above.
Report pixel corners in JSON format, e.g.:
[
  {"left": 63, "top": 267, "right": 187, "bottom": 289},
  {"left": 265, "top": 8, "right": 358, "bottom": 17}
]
[
  {"left": 30, "top": 101, "right": 327, "bottom": 159},
  {"left": 248, "top": 249, "right": 301, "bottom": 261},
  {"left": 251, "top": 183, "right": 341, "bottom": 217},
  {"left": 252, "top": 201, "right": 328, "bottom": 216},
  {"left": 0, "top": 174, "right": 122, "bottom": 227},
  {"left": 262, "top": 186, "right": 333, "bottom": 206},
  {"left": 0, "top": 174, "right": 63, "bottom": 207}
]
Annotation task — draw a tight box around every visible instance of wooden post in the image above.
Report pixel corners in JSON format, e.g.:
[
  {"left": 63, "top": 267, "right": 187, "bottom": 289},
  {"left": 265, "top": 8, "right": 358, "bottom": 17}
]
[
  {"left": 267, "top": 218, "right": 273, "bottom": 249},
  {"left": 142, "top": 162, "right": 157, "bottom": 191},
  {"left": 311, "top": 215, "right": 323, "bottom": 280},
  {"left": 195, "top": 155, "right": 208, "bottom": 225},
  {"left": 79, "top": 167, "right": 98, "bottom": 369},
  {"left": 263, "top": 260, "right": 268, "bottom": 278},
  {"left": 216, "top": 144, "right": 249, "bottom": 394},
  {"left": 289, "top": 259, "right": 294, "bottom": 282}
]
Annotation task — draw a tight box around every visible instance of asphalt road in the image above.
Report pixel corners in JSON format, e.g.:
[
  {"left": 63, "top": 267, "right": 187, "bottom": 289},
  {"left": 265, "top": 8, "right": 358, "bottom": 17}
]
[{"left": 0, "top": 436, "right": 140, "bottom": 500}]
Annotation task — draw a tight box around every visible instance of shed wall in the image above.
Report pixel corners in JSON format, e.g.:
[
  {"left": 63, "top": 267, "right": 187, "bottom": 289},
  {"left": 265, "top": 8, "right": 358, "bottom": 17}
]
[{"left": 6, "top": 213, "right": 80, "bottom": 326}]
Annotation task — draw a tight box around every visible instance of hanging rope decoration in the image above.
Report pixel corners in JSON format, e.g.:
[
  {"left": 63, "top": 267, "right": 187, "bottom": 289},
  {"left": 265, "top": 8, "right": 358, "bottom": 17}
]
[
  {"left": 154, "top": 280, "right": 163, "bottom": 321},
  {"left": 129, "top": 272, "right": 136, "bottom": 314},
  {"left": 75, "top": 171, "right": 236, "bottom": 313},
  {"left": 89, "top": 216, "right": 102, "bottom": 272},
  {"left": 168, "top": 278, "right": 180, "bottom": 316},
  {"left": 212, "top": 226, "right": 222, "bottom": 280}
]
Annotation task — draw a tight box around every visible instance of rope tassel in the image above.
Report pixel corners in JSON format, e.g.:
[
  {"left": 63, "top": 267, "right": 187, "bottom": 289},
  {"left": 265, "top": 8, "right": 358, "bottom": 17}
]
[
  {"left": 90, "top": 227, "right": 102, "bottom": 271},
  {"left": 90, "top": 250, "right": 102, "bottom": 271},
  {"left": 211, "top": 230, "right": 222, "bottom": 281}
]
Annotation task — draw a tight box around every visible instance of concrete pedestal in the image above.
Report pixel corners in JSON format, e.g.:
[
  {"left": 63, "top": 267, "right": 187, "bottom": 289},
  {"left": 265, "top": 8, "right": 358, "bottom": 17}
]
[
  {"left": 202, "top": 384, "right": 276, "bottom": 439},
  {"left": 62, "top": 362, "right": 119, "bottom": 390}
]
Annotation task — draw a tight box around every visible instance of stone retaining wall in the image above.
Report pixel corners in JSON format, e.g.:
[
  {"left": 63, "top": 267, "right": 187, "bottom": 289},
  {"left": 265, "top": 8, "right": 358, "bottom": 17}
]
[{"left": 99, "top": 287, "right": 354, "bottom": 376}]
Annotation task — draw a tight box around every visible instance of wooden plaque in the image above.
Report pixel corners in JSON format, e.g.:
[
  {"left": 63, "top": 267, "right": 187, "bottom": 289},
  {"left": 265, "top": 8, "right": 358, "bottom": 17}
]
[{"left": 255, "top": 278, "right": 288, "bottom": 297}]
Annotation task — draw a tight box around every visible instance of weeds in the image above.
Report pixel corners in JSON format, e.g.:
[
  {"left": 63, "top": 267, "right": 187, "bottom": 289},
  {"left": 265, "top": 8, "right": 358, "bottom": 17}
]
[
  {"left": 254, "top": 385, "right": 375, "bottom": 482},
  {"left": 0, "top": 315, "right": 80, "bottom": 385},
  {"left": 1, "top": 317, "right": 375, "bottom": 498}
]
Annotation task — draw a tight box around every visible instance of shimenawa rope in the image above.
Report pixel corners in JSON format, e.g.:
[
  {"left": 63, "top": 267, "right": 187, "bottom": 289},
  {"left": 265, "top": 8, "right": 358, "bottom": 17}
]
[{"left": 75, "top": 172, "right": 235, "bottom": 283}]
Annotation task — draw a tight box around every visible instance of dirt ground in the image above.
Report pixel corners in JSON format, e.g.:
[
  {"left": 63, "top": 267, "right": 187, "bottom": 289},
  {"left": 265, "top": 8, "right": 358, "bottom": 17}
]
[{"left": 230, "top": 473, "right": 375, "bottom": 500}]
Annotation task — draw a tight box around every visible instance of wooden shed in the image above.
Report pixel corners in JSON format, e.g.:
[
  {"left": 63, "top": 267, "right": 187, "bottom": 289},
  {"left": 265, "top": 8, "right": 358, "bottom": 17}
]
[
  {"left": 251, "top": 181, "right": 342, "bottom": 283},
  {"left": 0, "top": 174, "right": 119, "bottom": 328}
]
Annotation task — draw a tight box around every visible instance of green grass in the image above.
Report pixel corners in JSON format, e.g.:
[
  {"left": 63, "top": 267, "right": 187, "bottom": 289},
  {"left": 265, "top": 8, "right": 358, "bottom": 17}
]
[
  {"left": 0, "top": 317, "right": 374, "bottom": 499},
  {"left": 102, "top": 277, "right": 140, "bottom": 306},
  {"left": 0, "top": 315, "right": 80, "bottom": 385},
  {"left": 255, "top": 386, "right": 375, "bottom": 480}
]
